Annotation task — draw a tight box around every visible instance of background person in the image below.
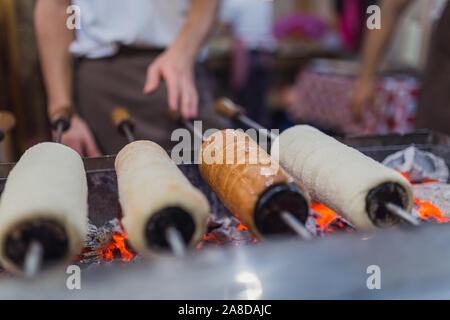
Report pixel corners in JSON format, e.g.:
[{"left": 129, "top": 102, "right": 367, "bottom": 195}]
[{"left": 35, "top": 0, "right": 223, "bottom": 156}]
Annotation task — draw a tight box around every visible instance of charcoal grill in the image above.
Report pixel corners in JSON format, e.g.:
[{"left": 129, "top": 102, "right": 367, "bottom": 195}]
[{"left": 0, "top": 130, "right": 450, "bottom": 299}]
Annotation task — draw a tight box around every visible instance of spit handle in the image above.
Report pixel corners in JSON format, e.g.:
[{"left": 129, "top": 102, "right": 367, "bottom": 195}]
[
  {"left": 50, "top": 106, "right": 73, "bottom": 143},
  {"left": 111, "top": 106, "right": 135, "bottom": 143},
  {"left": 0, "top": 111, "right": 16, "bottom": 142},
  {"left": 215, "top": 98, "right": 245, "bottom": 119}
]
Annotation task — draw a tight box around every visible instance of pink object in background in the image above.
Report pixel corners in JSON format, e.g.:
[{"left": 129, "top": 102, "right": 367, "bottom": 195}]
[
  {"left": 287, "top": 70, "right": 419, "bottom": 136},
  {"left": 273, "top": 13, "right": 328, "bottom": 41},
  {"left": 340, "top": 0, "right": 363, "bottom": 51}
]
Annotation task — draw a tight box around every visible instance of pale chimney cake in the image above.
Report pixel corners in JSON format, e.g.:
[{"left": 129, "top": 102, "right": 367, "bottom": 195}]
[
  {"left": 115, "top": 141, "right": 209, "bottom": 257},
  {"left": 271, "top": 125, "right": 414, "bottom": 230},
  {"left": 0, "top": 143, "right": 88, "bottom": 274}
]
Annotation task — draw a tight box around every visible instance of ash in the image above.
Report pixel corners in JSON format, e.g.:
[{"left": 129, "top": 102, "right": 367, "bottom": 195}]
[
  {"left": 384, "top": 146, "right": 450, "bottom": 218},
  {"left": 413, "top": 183, "right": 450, "bottom": 218},
  {"left": 383, "top": 146, "right": 449, "bottom": 183},
  {"left": 198, "top": 213, "right": 256, "bottom": 248}
]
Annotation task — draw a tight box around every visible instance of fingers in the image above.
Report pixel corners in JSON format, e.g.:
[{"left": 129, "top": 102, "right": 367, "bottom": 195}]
[
  {"left": 145, "top": 63, "right": 181, "bottom": 113},
  {"left": 191, "top": 88, "right": 199, "bottom": 119},
  {"left": 143, "top": 64, "right": 161, "bottom": 95},
  {"left": 144, "top": 56, "right": 198, "bottom": 119},
  {"left": 350, "top": 105, "right": 363, "bottom": 122},
  {"left": 83, "top": 132, "right": 102, "bottom": 158},
  {"left": 62, "top": 135, "right": 83, "bottom": 156},
  {"left": 59, "top": 115, "right": 101, "bottom": 157},
  {"left": 180, "top": 79, "right": 191, "bottom": 119},
  {"left": 349, "top": 80, "right": 376, "bottom": 122},
  {"left": 180, "top": 82, "right": 198, "bottom": 119},
  {"left": 349, "top": 95, "right": 364, "bottom": 122},
  {"left": 162, "top": 68, "right": 180, "bottom": 113}
]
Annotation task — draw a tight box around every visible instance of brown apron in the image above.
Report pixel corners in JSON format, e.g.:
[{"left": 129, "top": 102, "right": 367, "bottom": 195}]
[
  {"left": 416, "top": 1, "right": 450, "bottom": 134},
  {"left": 74, "top": 47, "right": 228, "bottom": 155}
]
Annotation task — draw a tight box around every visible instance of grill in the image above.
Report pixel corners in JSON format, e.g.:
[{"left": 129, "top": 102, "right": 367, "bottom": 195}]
[{"left": 1, "top": 129, "right": 450, "bottom": 299}]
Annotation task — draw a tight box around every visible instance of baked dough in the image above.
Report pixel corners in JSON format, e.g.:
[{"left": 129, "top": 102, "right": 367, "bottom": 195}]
[
  {"left": 115, "top": 141, "right": 209, "bottom": 257},
  {"left": 0, "top": 142, "right": 88, "bottom": 273},
  {"left": 199, "top": 129, "right": 307, "bottom": 238},
  {"left": 271, "top": 125, "right": 413, "bottom": 230}
]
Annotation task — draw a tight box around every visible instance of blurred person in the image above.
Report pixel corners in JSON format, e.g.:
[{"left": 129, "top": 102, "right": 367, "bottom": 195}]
[
  {"left": 220, "top": 0, "right": 276, "bottom": 126},
  {"left": 350, "top": 0, "right": 450, "bottom": 134},
  {"left": 35, "top": 0, "right": 221, "bottom": 156}
]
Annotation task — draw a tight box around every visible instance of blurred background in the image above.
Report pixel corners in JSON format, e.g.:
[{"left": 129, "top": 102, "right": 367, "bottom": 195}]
[{"left": 0, "top": 0, "right": 443, "bottom": 160}]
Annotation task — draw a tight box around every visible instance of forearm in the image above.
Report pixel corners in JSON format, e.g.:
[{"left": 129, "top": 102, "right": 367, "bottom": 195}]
[
  {"left": 358, "top": 0, "right": 412, "bottom": 81},
  {"left": 35, "top": 0, "right": 74, "bottom": 119},
  {"left": 168, "top": 0, "right": 220, "bottom": 61}
]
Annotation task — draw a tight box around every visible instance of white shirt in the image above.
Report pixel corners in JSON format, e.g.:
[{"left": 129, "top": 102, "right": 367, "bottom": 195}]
[
  {"left": 431, "top": 0, "right": 449, "bottom": 21},
  {"left": 220, "top": 0, "right": 276, "bottom": 51},
  {"left": 70, "top": 0, "right": 190, "bottom": 58}
]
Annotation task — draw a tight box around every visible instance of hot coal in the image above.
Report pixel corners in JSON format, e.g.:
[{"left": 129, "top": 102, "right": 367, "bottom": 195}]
[
  {"left": 77, "top": 218, "right": 136, "bottom": 266},
  {"left": 308, "top": 209, "right": 355, "bottom": 235}
]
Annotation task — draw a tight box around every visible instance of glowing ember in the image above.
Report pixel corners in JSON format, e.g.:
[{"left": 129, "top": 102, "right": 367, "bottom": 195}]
[
  {"left": 414, "top": 197, "right": 450, "bottom": 224},
  {"left": 237, "top": 224, "right": 248, "bottom": 231},
  {"left": 310, "top": 202, "right": 339, "bottom": 230},
  {"left": 398, "top": 171, "right": 411, "bottom": 182},
  {"left": 202, "top": 233, "right": 221, "bottom": 245},
  {"left": 101, "top": 234, "right": 135, "bottom": 262}
]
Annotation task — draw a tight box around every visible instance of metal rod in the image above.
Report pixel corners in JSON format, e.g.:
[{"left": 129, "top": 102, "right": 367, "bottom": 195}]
[
  {"left": 235, "top": 115, "right": 278, "bottom": 141},
  {"left": 182, "top": 120, "right": 205, "bottom": 142},
  {"left": 165, "top": 226, "right": 186, "bottom": 257},
  {"left": 55, "top": 122, "right": 64, "bottom": 144},
  {"left": 122, "top": 123, "right": 135, "bottom": 143},
  {"left": 280, "top": 211, "right": 312, "bottom": 240},
  {"left": 24, "top": 241, "right": 44, "bottom": 278},
  {"left": 385, "top": 203, "right": 420, "bottom": 226}
]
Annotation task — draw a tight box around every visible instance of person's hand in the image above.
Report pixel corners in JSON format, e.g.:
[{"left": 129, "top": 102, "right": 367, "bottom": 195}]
[
  {"left": 54, "top": 114, "right": 101, "bottom": 157},
  {"left": 143, "top": 48, "right": 198, "bottom": 119},
  {"left": 349, "top": 78, "right": 376, "bottom": 121}
]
